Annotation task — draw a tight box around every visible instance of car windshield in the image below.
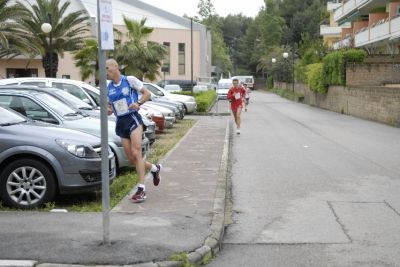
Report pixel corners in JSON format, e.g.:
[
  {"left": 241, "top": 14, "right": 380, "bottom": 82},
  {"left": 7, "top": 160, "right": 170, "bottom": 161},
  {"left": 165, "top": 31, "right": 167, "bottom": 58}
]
[
  {"left": 53, "top": 90, "right": 93, "bottom": 109},
  {"left": 36, "top": 93, "right": 80, "bottom": 117},
  {"left": 0, "top": 106, "right": 26, "bottom": 125},
  {"left": 218, "top": 83, "right": 231, "bottom": 89},
  {"left": 144, "top": 84, "right": 165, "bottom": 97}
]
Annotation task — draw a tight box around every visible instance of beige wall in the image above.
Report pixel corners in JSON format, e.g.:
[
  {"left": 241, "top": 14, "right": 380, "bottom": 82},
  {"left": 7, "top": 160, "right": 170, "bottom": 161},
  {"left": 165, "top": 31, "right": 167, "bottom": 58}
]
[
  {"left": 150, "top": 28, "right": 201, "bottom": 82},
  {"left": 0, "top": 58, "right": 44, "bottom": 79},
  {"left": 0, "top": 25, "right": 203, "bottom": 84}
]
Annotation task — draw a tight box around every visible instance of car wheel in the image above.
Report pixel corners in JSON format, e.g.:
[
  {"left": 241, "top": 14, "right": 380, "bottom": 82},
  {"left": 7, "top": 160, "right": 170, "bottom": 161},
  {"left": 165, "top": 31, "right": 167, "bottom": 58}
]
[{"left": 0, "top": 159, "right": 56, "bottom": 209}]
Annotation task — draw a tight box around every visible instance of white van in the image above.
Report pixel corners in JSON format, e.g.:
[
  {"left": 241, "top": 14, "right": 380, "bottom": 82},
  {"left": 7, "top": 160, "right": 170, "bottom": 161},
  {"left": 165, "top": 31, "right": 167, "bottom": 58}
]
[
  {"left": 231, "top": 76, "right": 255, "bottom": 90},
  {"left": 216, "top": 78, "right": 232, "bottom": 99}
]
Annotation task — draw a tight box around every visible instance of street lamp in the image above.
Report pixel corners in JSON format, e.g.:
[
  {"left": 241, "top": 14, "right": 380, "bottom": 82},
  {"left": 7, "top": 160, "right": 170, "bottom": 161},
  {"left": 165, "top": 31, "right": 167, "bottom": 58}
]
[
  {"left": 41, "top": 14, "right": 53, "bottom": 78},
  {"left": 282, "top": 51, "right": 294, "bottom": 92}
]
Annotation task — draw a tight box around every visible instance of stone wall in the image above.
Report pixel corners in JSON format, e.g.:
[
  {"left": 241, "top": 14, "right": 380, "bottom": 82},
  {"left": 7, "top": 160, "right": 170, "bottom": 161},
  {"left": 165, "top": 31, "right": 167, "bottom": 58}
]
[
  {"left": 346, "top": 62, "right": 400, "bottom": 86},
  {"left": 275, "top": 82, "right": 400, "bottom": 127}
]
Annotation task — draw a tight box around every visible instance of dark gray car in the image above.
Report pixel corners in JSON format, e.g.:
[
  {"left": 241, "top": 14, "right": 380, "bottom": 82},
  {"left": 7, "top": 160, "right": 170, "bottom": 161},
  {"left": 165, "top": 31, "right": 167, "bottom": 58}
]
[{"left": 0, "top": 107, "right": 116, "bottom": 209}]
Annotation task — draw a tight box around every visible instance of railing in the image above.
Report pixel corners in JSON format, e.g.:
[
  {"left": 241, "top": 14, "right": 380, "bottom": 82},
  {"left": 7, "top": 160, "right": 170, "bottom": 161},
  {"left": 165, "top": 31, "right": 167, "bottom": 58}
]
[
  {"left": 320, "top": 25, "right": 342, "bottom": 35},
  {"left": 369, "top": 19, "right": 390, "bottom": 43},
  {"left": 332, "top": 36, "right": 353, "bottom": 49},
  {"left": 354, "top": 16, "right": 400, "bottom": 47},
  {"left": 391, "top": 15, "right": 400, "bottom": 37},
  {"left": 354, "top": 28, "right": 369, "bottom": 46},
  {"left": 334, "top": 0, "right": 369, "bottom": 22}
]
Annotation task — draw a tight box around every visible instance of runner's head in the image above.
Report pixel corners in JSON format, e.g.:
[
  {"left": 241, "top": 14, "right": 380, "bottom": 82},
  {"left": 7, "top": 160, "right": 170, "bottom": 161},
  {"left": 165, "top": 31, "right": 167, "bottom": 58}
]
[
  {"left": 232, "top": 78, "right": 239, "bottom": 88},
  {"left": 106, "top": 58, "right": 120, "bottom": 82}
]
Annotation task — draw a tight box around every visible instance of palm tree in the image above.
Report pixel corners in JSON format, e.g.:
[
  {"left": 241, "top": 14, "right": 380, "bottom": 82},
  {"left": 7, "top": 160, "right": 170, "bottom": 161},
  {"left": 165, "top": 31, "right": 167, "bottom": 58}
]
[
  {"left": 73, "top": 38, "right": 98, "bottom": 82},
  {"left": 0, "top": 0, "right": 36, "bottom": 58},
  {"left": 19, "top": 0, "right": 89, "bottom": 77},
  {"left": 114, "top": 17, "right": 167, "bottom": 81}
]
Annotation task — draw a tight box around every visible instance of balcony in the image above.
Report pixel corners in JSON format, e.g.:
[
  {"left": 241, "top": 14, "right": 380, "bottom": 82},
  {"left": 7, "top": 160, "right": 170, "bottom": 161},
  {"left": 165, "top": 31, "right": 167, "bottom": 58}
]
[
  {"left": 320, "top": 25, "right": 342, "bottom": 36},
  {"left": 354, "top": 16, "right": 400, "bottom": 47},
  {"left": 332, "top": 35, "right": 353, "bottom": 49},
  {"left": 334, "top": 0, "right": 369, "bottom": 23}
]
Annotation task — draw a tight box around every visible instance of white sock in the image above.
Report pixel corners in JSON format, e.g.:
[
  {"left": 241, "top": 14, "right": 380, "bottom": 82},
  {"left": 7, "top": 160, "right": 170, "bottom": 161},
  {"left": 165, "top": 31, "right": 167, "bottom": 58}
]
[
  {"left": 138, "top": 184, "right": 145, "bottom": 191},
  {"left": 150, "top": 164, "right": 158, "bottom": 172}
]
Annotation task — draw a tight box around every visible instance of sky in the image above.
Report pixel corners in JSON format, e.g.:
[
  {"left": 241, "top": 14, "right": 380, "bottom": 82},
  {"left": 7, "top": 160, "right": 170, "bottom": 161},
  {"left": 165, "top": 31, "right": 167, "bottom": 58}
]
[{"left": 143, "top": 0, "right": 266, "bottom": 18}]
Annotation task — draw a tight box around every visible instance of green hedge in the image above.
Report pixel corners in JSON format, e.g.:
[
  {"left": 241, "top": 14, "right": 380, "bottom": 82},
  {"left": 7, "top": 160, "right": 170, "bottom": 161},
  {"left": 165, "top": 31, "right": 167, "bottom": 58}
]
[
  {"left": 322, "top": 49, "right": 367, "bottom": 87},
  {"left": 195, "top": 90, "right": 216, "bottom": 112},
  {"left": 174, "top": 90, "right": 216, "bottom": 112},
  {"left": 306, "top": 63, "right": 326, "bottom": 93}
]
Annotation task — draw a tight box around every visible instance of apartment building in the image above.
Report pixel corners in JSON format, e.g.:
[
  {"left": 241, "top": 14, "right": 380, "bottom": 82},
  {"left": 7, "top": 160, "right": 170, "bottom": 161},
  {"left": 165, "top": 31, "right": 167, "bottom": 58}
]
[
  {"left": 0, "top": 0, "right": 212, "bottom": 83},
  {"left": 320, "top": 1, "right": 347, "bottom": 47},
  {"left": 331, "top": 0, "right": 400, "bottom": 54}
]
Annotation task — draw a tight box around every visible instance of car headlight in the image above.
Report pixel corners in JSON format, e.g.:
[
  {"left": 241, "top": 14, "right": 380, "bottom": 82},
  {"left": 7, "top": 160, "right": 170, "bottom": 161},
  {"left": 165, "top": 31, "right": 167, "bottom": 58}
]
[
  {"left": 189, "top": 97, "right": 195, "bottom": 102},
  {"left": 56, "top": 139, "right": 99, "bottom": 158}
]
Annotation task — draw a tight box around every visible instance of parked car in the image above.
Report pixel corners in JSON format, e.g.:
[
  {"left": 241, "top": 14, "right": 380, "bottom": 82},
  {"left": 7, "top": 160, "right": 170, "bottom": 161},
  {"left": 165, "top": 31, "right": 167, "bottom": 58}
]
[
  {"left": 150, "top": 96, "right": 185, "bottom": 119},
  {"left": 0, "top": 77, "right": 100, "bottom": 107},
  {"left": 163, "top": 84, "right": 183, "bottom": 93},
  {"left": 0, "top": 85, "right": 100, "bottom": 118},
  {"left": 231, "top": 75, "right": 256, "bottom": 90},
  {"left": 192, "top": 85, "right": 209, "bottom": 93},
  {"left": 0, "top": 86, "right": 157, "bottom": 144},
  {"left": 141, "top": 102, "right": 175, "bottom": 128},
  {"left": 217, "top": 79, "right": 232, "bottom": 99},
  {"left": 157, "top": 79, "right": 197, "bottom": 91},
  {"left": 143, "top": 82, "right": 197, "bottom": 113},
  {"left": 0, "top": 88, "right": 149, "bottom": 170},
  {"left": 0, "top": 106, "right": 116, "bottom": 209}
]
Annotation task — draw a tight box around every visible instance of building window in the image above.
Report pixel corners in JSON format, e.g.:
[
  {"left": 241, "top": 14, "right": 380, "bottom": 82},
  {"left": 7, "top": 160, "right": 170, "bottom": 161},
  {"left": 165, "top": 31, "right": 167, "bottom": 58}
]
[
  {"left": 178, "top": 43, "right": 185, "bottom": 75},
  {"left": 6, "top": 68, "right": 38, "bottom": 78},
  {"left": 162, "top": 42, "right": 170, "bottom": 74}
]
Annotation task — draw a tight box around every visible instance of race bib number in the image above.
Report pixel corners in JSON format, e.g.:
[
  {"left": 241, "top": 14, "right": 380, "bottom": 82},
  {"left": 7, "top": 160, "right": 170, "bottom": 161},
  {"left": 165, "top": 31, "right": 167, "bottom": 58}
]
[
  {"left": 234, "top": 92, "right": 241, "bottom": 100},
  {"left": 113, "top": 98, "right": 129, "bottom": 116}
]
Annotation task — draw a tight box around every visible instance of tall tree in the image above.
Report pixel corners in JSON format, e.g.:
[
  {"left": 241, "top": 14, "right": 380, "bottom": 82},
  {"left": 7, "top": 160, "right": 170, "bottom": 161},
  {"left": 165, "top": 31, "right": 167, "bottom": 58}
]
[
  {"left": 0, "top": 0, "right": 36, "bottom": 58},
  {"left": 114, "top": 17, "right": 167, "bottom": 81},
  {"left": 254, "top": 0, "right": 285, "bottom": 76},
  {"left": 197, "top": 0, "right": 232, "bottom": 76},
  {"left": 197, "top": 0, "right": 215, "bottom": 19},
  {"left": 19, "top": 0, "right": 89, "bottom": 77},
  {"left": 279, "top": 0, "right": 327, "bottom": 45}
]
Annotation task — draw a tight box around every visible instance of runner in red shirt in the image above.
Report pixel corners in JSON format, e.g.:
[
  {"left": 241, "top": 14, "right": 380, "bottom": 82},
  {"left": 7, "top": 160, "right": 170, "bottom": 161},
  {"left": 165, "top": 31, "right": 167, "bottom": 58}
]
[{"left": 227, "top": 78, "right": 246, "bottom": 135}]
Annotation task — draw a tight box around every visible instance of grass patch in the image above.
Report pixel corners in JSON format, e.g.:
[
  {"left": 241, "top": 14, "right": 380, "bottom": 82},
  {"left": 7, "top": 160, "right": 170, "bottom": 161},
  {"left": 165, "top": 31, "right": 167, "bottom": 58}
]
[{"left": 0, "top": 119, "right": 196, "bottom": 212}]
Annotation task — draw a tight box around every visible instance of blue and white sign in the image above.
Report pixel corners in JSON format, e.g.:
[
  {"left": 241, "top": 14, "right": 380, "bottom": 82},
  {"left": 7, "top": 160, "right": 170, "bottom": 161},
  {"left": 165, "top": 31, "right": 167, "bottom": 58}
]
[{"left": 99, "top": 0, "right": 114, "bottom": 50}]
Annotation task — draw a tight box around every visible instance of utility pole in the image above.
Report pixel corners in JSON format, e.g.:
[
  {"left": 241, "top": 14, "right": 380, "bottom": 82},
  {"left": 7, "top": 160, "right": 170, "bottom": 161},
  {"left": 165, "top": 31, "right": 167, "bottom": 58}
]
[{"left": 191, "top": 17, "right": 194, "bottom": 95}]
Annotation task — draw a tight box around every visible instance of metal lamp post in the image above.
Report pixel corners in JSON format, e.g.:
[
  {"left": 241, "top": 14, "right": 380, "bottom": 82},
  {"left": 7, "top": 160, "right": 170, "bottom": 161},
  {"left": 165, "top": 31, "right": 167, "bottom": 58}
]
[
  {"left": 41, "top": 15, "right": 53, "bottom": 78},
  {"left": 283, "top": 51, "right": 295, "bottom": 92}
]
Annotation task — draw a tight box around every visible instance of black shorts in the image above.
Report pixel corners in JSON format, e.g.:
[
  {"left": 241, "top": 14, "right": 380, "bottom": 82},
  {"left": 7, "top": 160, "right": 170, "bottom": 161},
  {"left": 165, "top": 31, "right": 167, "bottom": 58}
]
[{"left": 115, "top": 112, "right": 143, "bottom": 139}]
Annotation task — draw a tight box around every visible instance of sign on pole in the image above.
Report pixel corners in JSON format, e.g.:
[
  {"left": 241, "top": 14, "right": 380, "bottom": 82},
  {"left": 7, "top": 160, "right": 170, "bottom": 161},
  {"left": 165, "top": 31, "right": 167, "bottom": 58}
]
[
  {"left": 97, "top": 0, "right": 114, "bottom": 244},
  {"left": 99, "top": 0, "right": 114, "bottom": 50}
]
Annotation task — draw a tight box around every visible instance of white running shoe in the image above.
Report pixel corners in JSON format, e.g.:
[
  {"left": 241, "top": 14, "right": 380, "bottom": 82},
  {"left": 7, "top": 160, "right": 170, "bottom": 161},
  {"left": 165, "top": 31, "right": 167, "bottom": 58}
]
[{"left": 236, "top": 129, "right": 240, "bottom": 135}]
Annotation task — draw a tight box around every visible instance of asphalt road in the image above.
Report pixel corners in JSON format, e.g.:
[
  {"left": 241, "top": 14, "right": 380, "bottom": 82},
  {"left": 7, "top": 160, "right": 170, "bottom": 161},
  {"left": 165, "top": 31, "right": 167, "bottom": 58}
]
[{"left": 208, "top": 91, "right": 400, "bottom": 267}]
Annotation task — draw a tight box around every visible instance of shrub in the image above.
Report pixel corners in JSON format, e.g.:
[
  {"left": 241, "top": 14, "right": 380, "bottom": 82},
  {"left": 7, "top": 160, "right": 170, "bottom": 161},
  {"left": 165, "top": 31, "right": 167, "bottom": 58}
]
[
  {"left": 306, "top": 63, "right": 326, "bottom": 93},
  {"left": 194, "top": 90, "right": 216, "bottom": 112},
  {"left": 322, "top": 49, "right": 367, "bottom": 87},
  {"left": 343, "top": 48, "right": 367, "bottom": 63}
]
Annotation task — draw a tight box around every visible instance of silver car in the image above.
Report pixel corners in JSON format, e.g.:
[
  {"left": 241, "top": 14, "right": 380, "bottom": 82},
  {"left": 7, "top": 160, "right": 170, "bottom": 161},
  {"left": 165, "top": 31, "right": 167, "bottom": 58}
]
[
  {"left": 0, "top": 106, "right": 116, "bottom": 209},
  {"left": 0, "top": 88, "right": 148, "bottom": 169}
]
